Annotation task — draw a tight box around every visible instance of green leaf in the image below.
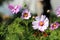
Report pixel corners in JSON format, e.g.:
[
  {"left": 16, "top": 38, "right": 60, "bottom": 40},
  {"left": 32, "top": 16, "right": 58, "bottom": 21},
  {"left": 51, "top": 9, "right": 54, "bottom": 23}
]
[{"left": 5, "top": 34, "right": 19, "bottom": 40}]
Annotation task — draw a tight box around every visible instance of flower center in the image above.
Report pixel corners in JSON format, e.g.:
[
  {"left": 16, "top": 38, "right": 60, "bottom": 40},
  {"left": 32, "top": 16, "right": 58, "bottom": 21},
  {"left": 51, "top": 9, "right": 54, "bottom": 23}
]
[
  {"left": 15, "top": 8, "right": 16, "bottom": 10},
  {"left": 23, "top": 13, "right": 28, "bottom": 17},
  {"left": 39, "top": 21, "right": 44, "bottom": 26},
  {"left": 52, "top": 24, "right": 57, "bottom": 28}
]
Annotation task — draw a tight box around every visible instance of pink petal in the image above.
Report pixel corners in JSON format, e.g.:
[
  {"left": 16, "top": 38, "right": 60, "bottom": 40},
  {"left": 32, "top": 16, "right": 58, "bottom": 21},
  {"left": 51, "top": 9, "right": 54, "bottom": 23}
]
[{"left": 8, "top": 4, "right": 14, "bottom": 10}]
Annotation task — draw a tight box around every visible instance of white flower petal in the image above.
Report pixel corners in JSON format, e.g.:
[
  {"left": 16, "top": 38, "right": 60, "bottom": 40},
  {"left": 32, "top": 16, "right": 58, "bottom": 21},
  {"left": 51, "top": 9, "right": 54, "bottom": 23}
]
[
  {"left": 35, "top": 16, "right": 40, "bottom": 21},
  {"left": 40, "top": 15, "right": 46, "bottom": 21},
  {"left": 32, "top": 21, "right": 39, "bottom": 26},
  {"left": 24, "top": 17, "right": 29, "bottom": 19},
  {"left": 44, "top": 18, "right": 49, "bottom": 26},
  {"left": 39, "top": 28, "right": 45, "bottom": 32},
  {"left": 32, "top": 26, "right": 38, "bottom": 30},
  {"left": 42, "top": 26, "right": 48, "bottom": 30},
  {"left": 44, "top": 18, "right": 49, "bottom": 22}
]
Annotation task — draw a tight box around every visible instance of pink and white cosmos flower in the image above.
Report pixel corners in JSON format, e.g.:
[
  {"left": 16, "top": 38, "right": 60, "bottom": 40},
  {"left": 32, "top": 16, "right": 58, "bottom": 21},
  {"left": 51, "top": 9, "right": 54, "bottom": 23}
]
[
  {"left": 50, "top": 22, "right": 60, "bottom": 30},
  {"left": 32, "top": 15, "right": 49, "bottom": 32},
  {"left": 21, "top": 9, "right": 31, "bottom": 19},
  {"left": 8, "top": 4, "right": 22, "bottom": 14}
]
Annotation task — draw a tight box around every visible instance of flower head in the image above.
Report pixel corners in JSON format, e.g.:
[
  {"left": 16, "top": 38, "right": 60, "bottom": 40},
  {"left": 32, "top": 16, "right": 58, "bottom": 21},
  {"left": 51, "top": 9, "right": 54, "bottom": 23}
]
[
  {"left": 55, "top": 6, "right": 60, "bottom": 17},
  {"left": 8, "top": 4, "right": 22, "bottom": 14},
  {"left": 32, "top": 15, "right": 49, "bottom": 32},
  {"left": 50, "top": 22, "right": 60, "bottom": 30},
  {"left": 21, "top": 9, "right": 31, "bottom": 19}
]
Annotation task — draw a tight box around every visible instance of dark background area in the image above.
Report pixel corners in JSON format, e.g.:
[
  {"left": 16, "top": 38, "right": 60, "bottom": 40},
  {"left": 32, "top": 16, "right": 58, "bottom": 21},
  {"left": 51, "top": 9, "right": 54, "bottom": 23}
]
[
  {"left": 0, "top": 0, "right": 5, "bottom": 6},
  {"left": 43, "top": 0, "right": 52, "bottom": 18}
]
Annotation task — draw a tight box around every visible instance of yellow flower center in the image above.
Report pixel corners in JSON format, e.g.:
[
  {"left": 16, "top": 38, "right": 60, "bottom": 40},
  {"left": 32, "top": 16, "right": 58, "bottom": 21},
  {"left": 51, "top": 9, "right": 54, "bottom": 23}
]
[
  {"left": 39, "top": 21, "right": 44, "bottom": 26},
  {"left": 52, "top": 24, "right": 57, "bottom": 28},
  {"left": 23, "top": 13, "right": 28, "bottom": 17}
]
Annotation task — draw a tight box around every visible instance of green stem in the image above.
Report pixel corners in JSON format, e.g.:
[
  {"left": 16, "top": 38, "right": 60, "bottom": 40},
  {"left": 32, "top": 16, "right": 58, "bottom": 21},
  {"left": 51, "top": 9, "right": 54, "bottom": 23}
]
[{"left": 25, "top": 21, "right": 29, "bottom": 34}]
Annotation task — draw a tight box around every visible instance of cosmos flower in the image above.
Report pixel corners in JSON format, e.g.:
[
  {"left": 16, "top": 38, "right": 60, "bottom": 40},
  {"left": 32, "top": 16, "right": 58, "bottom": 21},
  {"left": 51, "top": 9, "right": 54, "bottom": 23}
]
[
  {"left": 55, "top": 6, "right": 60, "bottom": 17},
  {"left": 8, "top": 4, "right": 22, "bottom": 14},
  {"left": 32, "top": 15, "right": 49, "bottom": 32},
  {"left": 21, "top": 9, "right": 31, "bottom": 19},
  {"left": 50, "top": 22, "right": 60, "bottom": 30}
]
